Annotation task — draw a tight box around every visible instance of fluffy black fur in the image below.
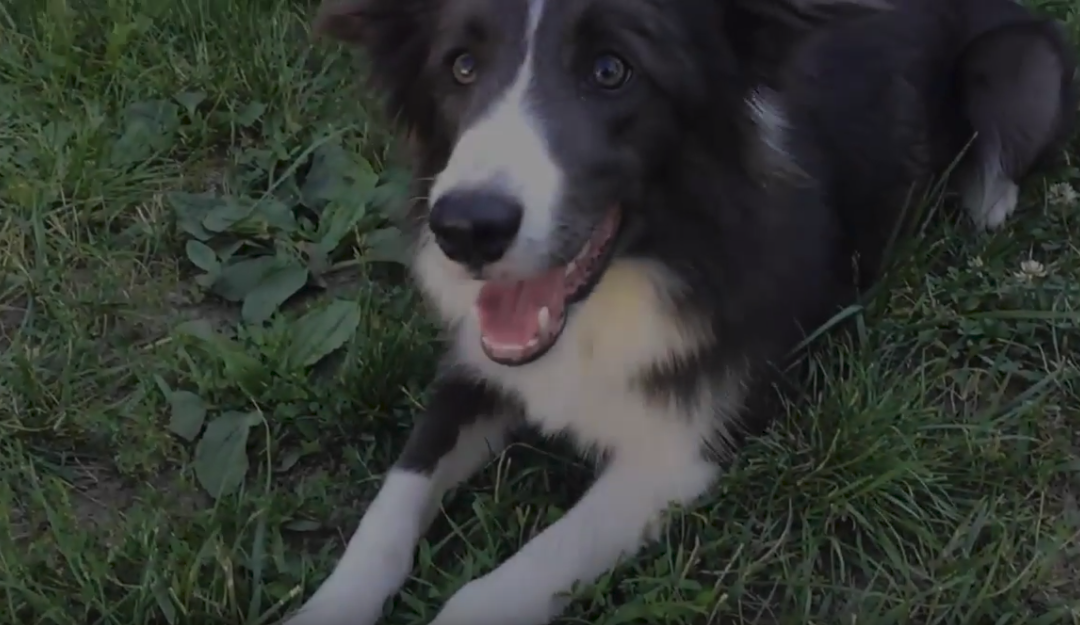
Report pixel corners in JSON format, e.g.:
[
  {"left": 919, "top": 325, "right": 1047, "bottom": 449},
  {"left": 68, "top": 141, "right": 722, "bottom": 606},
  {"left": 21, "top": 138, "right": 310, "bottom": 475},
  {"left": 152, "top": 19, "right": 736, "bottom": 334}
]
[{"left": 771, "top": 0, "right": 1076, "bottom": 286}]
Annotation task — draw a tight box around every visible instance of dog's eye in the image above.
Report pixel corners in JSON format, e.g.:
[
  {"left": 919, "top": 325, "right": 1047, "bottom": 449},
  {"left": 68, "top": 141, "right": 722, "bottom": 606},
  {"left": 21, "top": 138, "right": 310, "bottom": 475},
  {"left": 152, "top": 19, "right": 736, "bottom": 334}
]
[
  {"left": 589, "top": 53, "right": 631, "bottom": 90},
  {"left": 451, "top": 52, "right": 478, "bottom": 85}
]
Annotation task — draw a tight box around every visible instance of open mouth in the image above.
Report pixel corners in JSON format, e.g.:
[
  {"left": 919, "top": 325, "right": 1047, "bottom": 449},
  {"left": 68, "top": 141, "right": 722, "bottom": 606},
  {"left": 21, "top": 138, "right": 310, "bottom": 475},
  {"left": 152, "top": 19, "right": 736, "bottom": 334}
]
[{"left": 474, "top": 207, "right": 622, "bottom": 366}]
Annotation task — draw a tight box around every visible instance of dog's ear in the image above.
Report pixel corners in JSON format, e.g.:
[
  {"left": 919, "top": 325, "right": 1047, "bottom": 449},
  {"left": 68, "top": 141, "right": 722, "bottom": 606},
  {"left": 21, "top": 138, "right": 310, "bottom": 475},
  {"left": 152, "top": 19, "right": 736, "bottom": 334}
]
[
  {"left": 786, "top": 0, "right": 891, "bottom": 12},
  {"left": 312, "top": 0, "right": 368, "bottom": 44},
  {"left": 725, "top": 0, "right": 891, "bottom": 83},
  {"left": 733, "top": 0, "right": 891, "bottom": 30},
  {"left": 312, "top": 0, "right": 439, "bottom": 142},
  {"left": 313, "top": 0, "right": 431, "bottom": 46}
]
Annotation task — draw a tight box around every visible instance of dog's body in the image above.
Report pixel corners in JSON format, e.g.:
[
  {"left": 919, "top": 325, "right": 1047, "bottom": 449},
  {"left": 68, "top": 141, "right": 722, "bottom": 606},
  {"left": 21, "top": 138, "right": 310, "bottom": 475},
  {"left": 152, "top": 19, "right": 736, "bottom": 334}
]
[
  {"left": 288, "top": 0, "right": 1076, "bottom": 623},
  {"left": 772, "top": 0, "right": 1075, "bottom": 282}
]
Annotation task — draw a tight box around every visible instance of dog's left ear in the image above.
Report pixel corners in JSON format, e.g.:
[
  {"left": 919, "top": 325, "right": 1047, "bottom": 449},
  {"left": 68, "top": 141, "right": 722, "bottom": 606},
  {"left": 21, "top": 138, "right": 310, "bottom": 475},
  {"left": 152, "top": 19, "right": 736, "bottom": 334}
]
[
  {"left": 733, "top": 0, "right": 891, "bottom": 29},
  {"left": 724, "top": 0, "right": 891, "bottom": 82},
  {"left": 785, "top": 0, "right": 891, "bottom": 12}
]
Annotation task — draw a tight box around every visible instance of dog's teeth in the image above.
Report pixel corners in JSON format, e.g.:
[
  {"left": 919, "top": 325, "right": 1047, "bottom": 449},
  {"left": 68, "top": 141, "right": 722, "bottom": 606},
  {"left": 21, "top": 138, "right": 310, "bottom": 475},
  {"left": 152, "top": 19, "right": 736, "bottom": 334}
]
[
  {"left": 525, "top": 338, "right": 539, "bottom": 349},
  {"left": 564, "top": 261, "right": 577, "bottom": 277},
  {"left": 481, "top": 335, "right": 525, "bottom": 359},
  {"left": 537, "top": 306, "right": 550, "bottom": 333}
]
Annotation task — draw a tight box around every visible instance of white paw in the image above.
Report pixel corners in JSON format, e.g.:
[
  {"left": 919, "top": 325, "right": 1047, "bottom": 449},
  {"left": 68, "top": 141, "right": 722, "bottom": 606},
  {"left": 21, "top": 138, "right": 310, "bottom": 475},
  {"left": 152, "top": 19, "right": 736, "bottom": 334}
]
[
  {"left": 284, "top": 471, "right": 432, "bottom": 625},
  {"left": 430, "top": 571, "right": 564, "bottom": 625},
  {"left": 961, "top": 168, "right": 1019, "bottom": 231},
  {"left": 282, "top": 567, "right": 386, "bottom": 625},
  {"left": 283, "top": 518, "right": 419, "bottom": 625},
  {"left": 973, "top": 182, "right": 1019, "bottom": 230}
]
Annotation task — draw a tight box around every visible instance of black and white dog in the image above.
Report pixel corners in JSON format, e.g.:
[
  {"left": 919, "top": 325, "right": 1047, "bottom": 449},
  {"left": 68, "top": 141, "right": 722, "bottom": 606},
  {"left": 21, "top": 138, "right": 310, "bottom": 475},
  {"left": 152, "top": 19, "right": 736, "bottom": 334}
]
[{"left": 287, "top": 0, "right": 1076, "bottom": 623}]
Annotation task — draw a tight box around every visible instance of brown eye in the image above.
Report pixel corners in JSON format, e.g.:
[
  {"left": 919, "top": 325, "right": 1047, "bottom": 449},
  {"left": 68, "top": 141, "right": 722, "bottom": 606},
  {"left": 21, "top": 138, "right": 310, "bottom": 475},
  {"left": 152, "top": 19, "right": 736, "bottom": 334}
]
[
  {"left": 451, "top": 52, "right": 478, "bottom": 85},
  {"left": 590, "top": 53, "right": 631, "bottom": 90}
]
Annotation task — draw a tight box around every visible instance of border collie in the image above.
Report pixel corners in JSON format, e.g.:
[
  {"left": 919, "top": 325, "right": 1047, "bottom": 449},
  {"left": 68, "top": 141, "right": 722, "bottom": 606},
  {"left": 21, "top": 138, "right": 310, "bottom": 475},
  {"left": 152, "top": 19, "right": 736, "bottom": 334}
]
[{"left": 286, "top": 0, "right": 1076, "bottom": 623}]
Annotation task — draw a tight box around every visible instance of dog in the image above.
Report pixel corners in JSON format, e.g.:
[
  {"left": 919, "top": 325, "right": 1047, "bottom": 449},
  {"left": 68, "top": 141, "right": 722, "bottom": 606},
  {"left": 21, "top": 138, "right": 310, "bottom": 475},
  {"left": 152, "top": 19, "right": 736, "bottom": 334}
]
[{"left": 285, "top": 0, "right": 1076, "bottom": 623}]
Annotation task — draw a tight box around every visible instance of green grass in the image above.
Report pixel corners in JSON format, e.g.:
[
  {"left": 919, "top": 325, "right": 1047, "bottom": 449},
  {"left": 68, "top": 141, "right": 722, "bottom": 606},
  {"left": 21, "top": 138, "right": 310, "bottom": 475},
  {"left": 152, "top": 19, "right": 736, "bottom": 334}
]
[{"left": 1, "top": 0, "right": 1079, "bottom": 623}]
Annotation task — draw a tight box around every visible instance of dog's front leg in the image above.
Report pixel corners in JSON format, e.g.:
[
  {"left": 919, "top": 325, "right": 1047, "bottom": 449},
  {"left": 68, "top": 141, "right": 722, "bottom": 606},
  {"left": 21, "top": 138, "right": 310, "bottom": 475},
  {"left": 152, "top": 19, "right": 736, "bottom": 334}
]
[
  {"left": 430, "top": 452, "right": 719, "bottom": 625},
  {"left": 284, "top": 374, "right": 518, "bottom": 625}
]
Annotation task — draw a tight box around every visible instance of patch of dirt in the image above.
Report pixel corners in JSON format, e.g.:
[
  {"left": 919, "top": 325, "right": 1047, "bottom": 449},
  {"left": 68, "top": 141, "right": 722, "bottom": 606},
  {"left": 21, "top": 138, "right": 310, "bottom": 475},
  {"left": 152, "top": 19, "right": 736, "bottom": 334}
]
[
  {"left": 11, "top": 461, "right": 212, "bottom": 550},
  {"left": 74, "top": 463, "right": 212, "bottom": 523},
  {"left": 0, "top": 294, "right": 29, "bottom": 350},
  {"left": 1041, "top": 405, "right": 1080, "bottom": 608},
  {"left": 1042, "top": 496, "right": 1080, "bottom": 612},
  {"left": 64, "top": 260, "right": 239, "bottom": 349},
  {"left": 70, "top": 464, "right": 137, "bottom": 538},
  {"left": 1054, "top": 469, "right": 1080, "bottom": 604},
  {"left": 163, "top": 260, "right": 375, "bottom": 341},
  {"left": 163, "top": 283, "right": 240, "bottom": 334},
  {"left": 7, "top": 462, "right": 136, "bottom": 548},
  {"left": 7, "top": 501, "right": 32, "bottom": 544}
]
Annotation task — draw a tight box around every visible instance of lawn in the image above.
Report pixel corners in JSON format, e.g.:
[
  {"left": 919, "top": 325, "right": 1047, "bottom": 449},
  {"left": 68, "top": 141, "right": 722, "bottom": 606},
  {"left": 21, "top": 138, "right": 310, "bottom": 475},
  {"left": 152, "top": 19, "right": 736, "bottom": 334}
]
[{"left": 1, "top": 0, "right": 1079, "bottom": 623}]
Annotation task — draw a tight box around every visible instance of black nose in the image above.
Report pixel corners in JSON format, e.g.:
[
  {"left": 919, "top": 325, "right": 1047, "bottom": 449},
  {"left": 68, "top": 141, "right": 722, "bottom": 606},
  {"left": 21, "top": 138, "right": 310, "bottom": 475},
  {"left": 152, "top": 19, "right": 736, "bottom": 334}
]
[{"left": 428, "top": 190, "right": 524, "bottom": 266}]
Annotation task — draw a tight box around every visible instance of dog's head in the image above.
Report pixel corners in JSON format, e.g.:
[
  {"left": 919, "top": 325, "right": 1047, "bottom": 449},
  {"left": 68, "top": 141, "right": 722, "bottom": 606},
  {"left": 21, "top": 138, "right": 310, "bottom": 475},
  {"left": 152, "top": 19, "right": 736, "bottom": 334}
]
[{"left": 315, "top": 0, "right": 886, "bottom": 366}]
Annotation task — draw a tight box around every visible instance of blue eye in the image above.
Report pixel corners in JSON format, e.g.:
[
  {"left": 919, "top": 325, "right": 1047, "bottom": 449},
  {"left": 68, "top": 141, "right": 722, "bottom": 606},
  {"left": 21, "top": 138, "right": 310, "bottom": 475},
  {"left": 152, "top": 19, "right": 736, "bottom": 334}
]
[
  {"left": 590, "top": 53, "right": 631, "bottom": 89},
  {"left": 451, "top": 52, "right": 478, "bottom": 85}
]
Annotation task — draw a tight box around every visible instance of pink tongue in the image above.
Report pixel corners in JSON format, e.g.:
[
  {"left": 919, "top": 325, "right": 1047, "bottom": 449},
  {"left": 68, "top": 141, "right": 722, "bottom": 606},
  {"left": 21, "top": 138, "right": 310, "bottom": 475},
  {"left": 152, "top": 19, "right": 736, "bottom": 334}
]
[{"left": 476, "top": 269, "right": 565, "bottom": 347}]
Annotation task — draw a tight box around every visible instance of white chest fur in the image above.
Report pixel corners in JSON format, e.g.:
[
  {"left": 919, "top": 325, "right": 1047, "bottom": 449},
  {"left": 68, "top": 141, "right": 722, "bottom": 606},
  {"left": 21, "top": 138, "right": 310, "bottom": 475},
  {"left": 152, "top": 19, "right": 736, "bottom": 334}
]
[{"left": 416, "top": 241, "right": 733, "bottom": 462}]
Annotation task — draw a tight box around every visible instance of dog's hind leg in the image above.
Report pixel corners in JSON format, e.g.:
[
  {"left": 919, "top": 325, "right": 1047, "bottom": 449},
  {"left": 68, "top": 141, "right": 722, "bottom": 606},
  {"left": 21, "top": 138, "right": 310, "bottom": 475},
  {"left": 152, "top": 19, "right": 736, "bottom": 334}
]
[
  {"left": 956, "top": 20, "right": 1076, "bottom": 230},
  {"left": 283, "top": 374, "right": 519, "bottom": 625}
]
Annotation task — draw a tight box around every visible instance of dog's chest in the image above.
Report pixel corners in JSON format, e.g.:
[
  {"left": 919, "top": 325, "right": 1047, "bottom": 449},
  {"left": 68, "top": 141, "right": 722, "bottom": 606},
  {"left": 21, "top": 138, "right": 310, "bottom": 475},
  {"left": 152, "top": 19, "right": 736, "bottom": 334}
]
[{"left": 453, "top": 261, "right": 717, "bottom": 459}]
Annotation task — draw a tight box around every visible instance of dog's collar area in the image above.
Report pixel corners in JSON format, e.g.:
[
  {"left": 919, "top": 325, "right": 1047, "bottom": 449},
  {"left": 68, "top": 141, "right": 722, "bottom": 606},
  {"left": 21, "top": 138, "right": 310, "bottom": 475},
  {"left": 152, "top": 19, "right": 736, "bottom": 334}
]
[{"left": 475, "top": 207, "right": 622, "bottom": 366}]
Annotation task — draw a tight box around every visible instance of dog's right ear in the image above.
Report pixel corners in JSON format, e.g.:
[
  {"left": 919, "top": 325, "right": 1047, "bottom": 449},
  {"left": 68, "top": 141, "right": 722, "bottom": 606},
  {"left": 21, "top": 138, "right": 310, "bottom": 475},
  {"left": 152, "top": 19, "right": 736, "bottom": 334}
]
[
  {"left": 311, "top": 0, "right": 438, "bottom": 142},
  {"left": 312, "top": 0, "right": 367, "bottom": 44},
  {"left": 312, "top": 0, "right": 420, "bottom": 46}
]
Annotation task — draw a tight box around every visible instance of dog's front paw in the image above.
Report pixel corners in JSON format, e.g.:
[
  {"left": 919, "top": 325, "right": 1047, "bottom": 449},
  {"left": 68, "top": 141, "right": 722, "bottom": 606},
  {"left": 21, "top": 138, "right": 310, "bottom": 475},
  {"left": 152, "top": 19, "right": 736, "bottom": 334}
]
[
  {"left": 281, "top": 539, "right": 410, "bottom": 625},
  {"left": 281, "top": 592, "right": 384, "bottom": 625},
  {"left": 430, "top": 571, "right": 564, "bottom": 625},
  {"left": 282, "top": 503, "right": 422, "bottom": 625}
]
